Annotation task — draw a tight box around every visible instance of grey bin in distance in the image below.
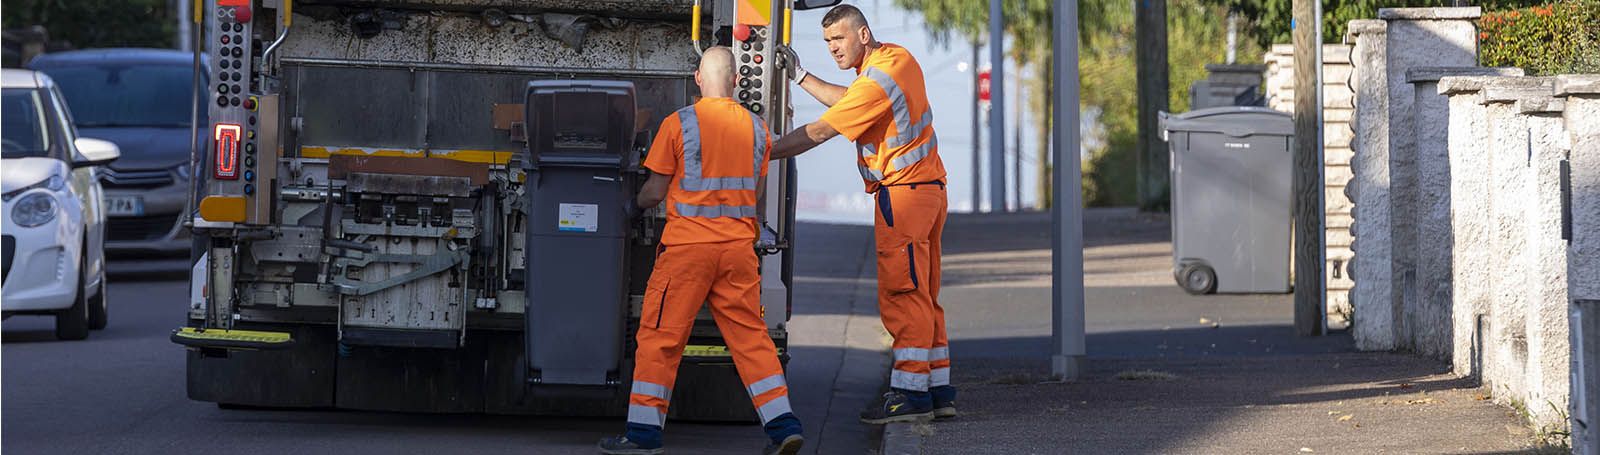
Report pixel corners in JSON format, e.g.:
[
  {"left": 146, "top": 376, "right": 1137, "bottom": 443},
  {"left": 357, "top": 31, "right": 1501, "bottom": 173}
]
[
  {"left": 523, "top": 80, "right": 638, "bottom": 386},
  {"left": 1160, "top": 106, "right": 1294, "bottom": 294}
]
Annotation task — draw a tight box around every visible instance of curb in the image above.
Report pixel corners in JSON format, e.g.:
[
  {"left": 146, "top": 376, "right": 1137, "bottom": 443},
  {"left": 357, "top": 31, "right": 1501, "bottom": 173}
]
[{"left": 879, "top": 421, "right": 925, "bottom": 455}]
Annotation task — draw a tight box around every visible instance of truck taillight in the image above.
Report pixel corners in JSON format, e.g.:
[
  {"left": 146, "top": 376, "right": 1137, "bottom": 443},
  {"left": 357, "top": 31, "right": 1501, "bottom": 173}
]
[{"left": 214, "top": 124, "right": 242, "bottom": 180}]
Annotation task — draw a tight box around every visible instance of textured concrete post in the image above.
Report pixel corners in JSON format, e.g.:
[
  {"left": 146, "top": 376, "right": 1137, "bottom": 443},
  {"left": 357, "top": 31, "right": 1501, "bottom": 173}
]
[
  {"left": 1439, "top": 76, "right": 1494, "bottom": 378},
  {"left": 1379, "top": 7, "right": 1480, "bottom": 352},
  {"left": 1345, "top": 20, "right": 1393, "bottom": 350},
  {"left": 1560, "top": 75, "right": 1600, "bottom": 453},
  {"left": 1516, "top": 91, "right": 1571, "bottom": 431},
  {"left": 1406, "top": 67, "right": 1523, "bottom": 360},
  {"left": 1480, "top": 76, "right": 1557, "bottom": 416}
]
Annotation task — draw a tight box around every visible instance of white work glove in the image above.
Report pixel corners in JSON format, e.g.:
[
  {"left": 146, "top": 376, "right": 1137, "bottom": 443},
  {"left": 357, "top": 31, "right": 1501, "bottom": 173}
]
[{"left": 776, "top": 45, "right": 808, "bottom": 83}]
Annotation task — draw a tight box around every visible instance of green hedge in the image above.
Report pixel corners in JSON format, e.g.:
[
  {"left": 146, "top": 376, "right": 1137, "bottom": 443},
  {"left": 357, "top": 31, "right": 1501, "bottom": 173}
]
[{"left": 1478, "top": 0, "right": 1600, "bottom": 75}]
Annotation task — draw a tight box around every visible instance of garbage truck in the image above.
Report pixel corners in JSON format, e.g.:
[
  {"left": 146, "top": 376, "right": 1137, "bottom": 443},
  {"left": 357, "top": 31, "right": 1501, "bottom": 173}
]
[{"left": 171, "top": 0, "right": 838, "bottom": 420}]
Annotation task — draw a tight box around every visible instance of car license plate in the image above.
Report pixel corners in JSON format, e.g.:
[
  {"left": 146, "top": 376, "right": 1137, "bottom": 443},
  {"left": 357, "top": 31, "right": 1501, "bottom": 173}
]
[{"left": 106, "top": 195, "right": 144, "bottom": 217}]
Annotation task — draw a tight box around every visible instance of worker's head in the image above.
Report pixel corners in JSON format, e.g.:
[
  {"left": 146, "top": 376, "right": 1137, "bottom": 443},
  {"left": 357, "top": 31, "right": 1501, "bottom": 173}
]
[
  {"left": 695, "top": 46, "right": 737, "bottom": 98},
  {"left": 821, "top": 4, "right": 876, "bottom": 70}
]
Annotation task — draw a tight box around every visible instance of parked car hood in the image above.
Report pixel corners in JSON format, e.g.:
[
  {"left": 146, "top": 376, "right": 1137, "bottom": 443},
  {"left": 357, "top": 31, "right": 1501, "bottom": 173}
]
[
  {"left": 2, "top": 157, "right": 67, "bottom": 194},
  {"left": 79, "top": 126, "right": 197, "bottom": 171}
]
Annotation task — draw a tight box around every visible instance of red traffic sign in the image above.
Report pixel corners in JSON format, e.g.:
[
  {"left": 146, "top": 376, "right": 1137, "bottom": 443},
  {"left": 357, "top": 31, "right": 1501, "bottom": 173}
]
[{"left": 978, "top": 70, "right": 991, "bottom": 102}]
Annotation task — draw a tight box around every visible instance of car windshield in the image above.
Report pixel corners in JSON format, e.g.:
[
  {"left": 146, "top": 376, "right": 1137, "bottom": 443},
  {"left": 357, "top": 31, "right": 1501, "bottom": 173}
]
[
  {"left": 2, "top": 88, "right": 52, "bottom": 158},
  {"left": 42, "top": 63, "right": 195, "bottom": 128}
]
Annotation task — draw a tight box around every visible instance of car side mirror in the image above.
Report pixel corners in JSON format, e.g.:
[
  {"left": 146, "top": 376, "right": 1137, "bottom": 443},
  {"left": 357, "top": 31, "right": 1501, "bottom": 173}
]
[
  {"left": 794, "top": 0, "right": 842, "bottom": 11},
  {"left": 72, "top": 137, "right": 120, "bottom": 168}
]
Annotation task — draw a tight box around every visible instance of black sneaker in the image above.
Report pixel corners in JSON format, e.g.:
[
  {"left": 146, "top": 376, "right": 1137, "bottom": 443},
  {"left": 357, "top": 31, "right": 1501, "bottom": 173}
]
[
  {"left": 597, "top": 435, "right": 663, "bottom": 455},
  {"left": 933, "top": 399, "right": 958, "bottom": 419},
  {"left": 762, "top": 433, "right": 804, "bottom": 455},
  {"left": 859, "top": 391, "right": 934, "bottom": 424}
]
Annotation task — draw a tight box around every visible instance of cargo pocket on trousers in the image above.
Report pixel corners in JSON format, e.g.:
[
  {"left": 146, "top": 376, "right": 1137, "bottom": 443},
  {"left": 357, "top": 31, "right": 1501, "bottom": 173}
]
[
  {"left": 877, "top": 241, "right": 925, "bottom": 295},
  {"left": 641, "top": 278, "right": 671, "bottom": 329}
]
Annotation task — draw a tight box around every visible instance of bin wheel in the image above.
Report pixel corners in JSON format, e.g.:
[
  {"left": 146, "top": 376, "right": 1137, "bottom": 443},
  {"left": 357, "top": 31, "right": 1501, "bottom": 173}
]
[{"left": 1180, "top": 264, "right": 1217, "bottom": 295}]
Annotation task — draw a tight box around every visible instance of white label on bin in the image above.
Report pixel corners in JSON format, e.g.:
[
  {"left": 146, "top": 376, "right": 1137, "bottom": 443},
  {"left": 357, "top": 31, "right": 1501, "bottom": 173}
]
[
  {"left": 1224, "top": 142, "right": 1251, "bottom": 149},
  {"left": 558, "top": 203, "right": 598, "bottom": 233}
]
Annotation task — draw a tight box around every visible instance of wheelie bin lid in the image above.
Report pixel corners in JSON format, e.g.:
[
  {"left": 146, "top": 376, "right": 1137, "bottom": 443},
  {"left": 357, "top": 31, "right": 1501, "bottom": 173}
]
[{"left": 1159, "top": 106, "right": 1294, "bottom": 139}]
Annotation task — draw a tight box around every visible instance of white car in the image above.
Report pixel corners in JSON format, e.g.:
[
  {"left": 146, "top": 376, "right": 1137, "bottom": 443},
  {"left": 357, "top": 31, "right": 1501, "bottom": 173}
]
[{"left": 2, "top": 68, "right": 120, "bottom": 340}]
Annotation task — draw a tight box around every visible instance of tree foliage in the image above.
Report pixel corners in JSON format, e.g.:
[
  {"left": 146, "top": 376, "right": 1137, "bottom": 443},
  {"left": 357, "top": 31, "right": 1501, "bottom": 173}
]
[
  {"left": 2, "top": 0, "right": 176, "bottom": 50},
  {"left": 1203, "top": 0, "right": 1552, "bottom": 48}
]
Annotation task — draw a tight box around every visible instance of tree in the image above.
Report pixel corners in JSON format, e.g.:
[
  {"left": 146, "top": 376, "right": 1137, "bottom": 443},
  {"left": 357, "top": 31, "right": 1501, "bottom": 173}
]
[{"left": 2, "top": 0, "right": 176, "bottom": 51}]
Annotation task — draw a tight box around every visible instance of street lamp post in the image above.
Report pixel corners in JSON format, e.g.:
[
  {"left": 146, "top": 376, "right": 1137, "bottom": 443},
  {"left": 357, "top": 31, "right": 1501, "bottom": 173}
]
[{"left": 1051, "top": 0, "right": 1085, "bottom": 380}]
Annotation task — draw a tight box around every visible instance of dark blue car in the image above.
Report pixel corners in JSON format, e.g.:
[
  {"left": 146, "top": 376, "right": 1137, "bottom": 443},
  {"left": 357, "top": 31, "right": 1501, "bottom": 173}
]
[{"left": 29, "top": 48, "right": 208, "bottom": 255}]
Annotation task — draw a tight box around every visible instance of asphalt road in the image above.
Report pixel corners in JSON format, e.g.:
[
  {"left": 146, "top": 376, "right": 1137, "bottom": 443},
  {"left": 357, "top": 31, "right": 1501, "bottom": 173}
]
[{"left": 3, "top": 223, "right": 886, "bottom": 455}]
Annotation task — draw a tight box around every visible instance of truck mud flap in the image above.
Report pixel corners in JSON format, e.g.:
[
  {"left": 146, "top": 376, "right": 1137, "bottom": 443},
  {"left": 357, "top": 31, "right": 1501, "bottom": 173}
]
[{"left": 185, "top": 324, "right": 336, "bottom": 408}]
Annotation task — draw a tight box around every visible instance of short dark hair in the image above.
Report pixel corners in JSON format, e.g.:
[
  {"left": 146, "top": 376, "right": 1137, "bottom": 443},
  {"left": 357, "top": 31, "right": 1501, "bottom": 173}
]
[{"left": 821, "top": 4, "right": 868, "bottom": 29}]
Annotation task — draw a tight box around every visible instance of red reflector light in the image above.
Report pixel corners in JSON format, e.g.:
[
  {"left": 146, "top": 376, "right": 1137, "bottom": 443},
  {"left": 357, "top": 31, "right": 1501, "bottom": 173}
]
[{"left": 214, "top": 124, "right": 242, "bottom": 180}]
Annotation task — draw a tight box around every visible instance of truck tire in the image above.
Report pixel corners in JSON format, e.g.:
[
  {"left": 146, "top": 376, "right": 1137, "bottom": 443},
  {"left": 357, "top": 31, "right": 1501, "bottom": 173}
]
[{"left": 56, "top": 263, "right": 90, "bottom": 340}]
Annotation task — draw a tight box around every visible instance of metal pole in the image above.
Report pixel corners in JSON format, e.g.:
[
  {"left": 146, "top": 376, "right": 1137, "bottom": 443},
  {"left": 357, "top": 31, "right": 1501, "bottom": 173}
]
[
  {"left": 176, "top": 0, "right": 193, "bottom": 52},
  {"left": 1051, "top": 0, "right": 1085, "bottom": 381},
  {"left": 1013, "top": 70, "right": 1023, "bottom": 211},
  {"left": 971, "top": 41, "right": 982, "bottom": 213},
  {"left": 988, "top": 0, "right": 1007, "bottom": 213}
]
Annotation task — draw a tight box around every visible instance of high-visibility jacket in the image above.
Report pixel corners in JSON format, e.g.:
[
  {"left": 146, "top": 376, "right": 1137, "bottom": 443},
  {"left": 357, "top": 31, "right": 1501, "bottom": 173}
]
[
  {"left": 820, "top": 43, "right": 947, "bottom": 193},
  {"left": 644, "top": 97, "right": 772, "bottom": 246}
]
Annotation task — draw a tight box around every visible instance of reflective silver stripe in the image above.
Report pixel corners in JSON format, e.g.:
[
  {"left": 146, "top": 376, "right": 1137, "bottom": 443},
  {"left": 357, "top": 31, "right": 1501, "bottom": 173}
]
[
  {"left": 862, "top": 67, "right": 913, "bottom": 146},
  {"left": 930, "top": 346, "right": 950, "bottom": 361},
  {"left": 747, "top": 374, "right": 787, "bottom": 398},
  {"left": 890, "top": 370, "right": 931, "bottom": 391},
  {"left": 678, "top": 106, "right": 758, "bottom": 192},
  {"left": 676, "top": 203, "right": 757, "bottom": 219},
  {"left": 632, "top": 381, "right": 672, "bottom": 400},
  {"left": 885, "top": 111, "right": 933, "bottom": 149},
  {"left": 858, "top": 143, "right": 883, "bottom": 182},
  {"left": 893, "top": 347, "right": 931, "bottom": 362},
  {"left": 756, "top": 395, "right": 794, "bottom": 423},
  {"left": 890, "top": 134, "right": 937, "bottom": 172},
  {"left": 748, "top": 110, "right": 767, "bottom": 178},
  {"left": 628, "top": 404, "right": 667, "bottom": 427},
  {"left": 858, "top": 163, "right": 884, "bottom": 182},
  {"left": 931, "top": 367, "right": 951, "bottom": 387}
]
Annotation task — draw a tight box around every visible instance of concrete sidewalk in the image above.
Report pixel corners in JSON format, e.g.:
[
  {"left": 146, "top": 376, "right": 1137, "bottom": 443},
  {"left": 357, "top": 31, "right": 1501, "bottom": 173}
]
[{"left": 882, "top": 209, "right": 1555, "bottom": 454}]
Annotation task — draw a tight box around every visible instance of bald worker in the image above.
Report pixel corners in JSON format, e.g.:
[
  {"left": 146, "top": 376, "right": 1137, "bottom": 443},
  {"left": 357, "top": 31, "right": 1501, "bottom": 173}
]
[
  {"left": 770, "top": 4, "right": 955, "bottom": 425},
  {"left": 598, "top": 47, "right": 804, "bottom": 455}
]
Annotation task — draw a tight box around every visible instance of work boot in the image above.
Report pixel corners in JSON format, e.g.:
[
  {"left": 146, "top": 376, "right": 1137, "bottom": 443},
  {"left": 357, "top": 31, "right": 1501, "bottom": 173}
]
[
  {"left": 931, "top": 385, "right": 959, "bottom": 420},
  {"left": 859, "top": 390, "right": 934, "bottom": 424},
  {"left": 597, "top": 435, "right": 663, "bottom": 455},
  {"left": 762, "top": 434, "right": 804, "bottom": 455}
]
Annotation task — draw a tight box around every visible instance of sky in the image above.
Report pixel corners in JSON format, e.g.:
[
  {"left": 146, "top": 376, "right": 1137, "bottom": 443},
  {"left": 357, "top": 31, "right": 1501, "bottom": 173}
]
[{"left": 785, "top": 0, "right": 1046, "bottom": 224}]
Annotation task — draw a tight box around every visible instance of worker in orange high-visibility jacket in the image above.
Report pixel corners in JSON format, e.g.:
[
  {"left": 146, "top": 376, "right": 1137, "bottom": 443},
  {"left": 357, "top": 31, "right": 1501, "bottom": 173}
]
[
  {"left": 770, "top": 4, "right": 955, "bottom": 425},
  {"left": 598, "top": 46, "right": 804, "bottom": 455}
]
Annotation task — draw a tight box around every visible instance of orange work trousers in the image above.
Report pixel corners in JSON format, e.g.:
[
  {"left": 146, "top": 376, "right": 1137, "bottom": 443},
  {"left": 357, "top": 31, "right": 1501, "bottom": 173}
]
[
  {"left": 627, "top": 240, "right": 794, "bottom": 428},
  {"left": 873, "top": 182, "right": 950, "bottom": 392}
]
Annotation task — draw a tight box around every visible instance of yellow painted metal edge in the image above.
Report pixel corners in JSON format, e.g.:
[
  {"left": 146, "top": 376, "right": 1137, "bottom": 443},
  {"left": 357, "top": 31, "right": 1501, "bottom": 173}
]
[{"left": 174, "top": 327, "right": 294, "bottom": 344}]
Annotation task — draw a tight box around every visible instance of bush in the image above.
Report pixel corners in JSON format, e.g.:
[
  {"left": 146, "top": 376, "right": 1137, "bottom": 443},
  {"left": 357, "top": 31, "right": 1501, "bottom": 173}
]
[{"left": 1478, "top": 0, "right": 1600, "bottom": 75}]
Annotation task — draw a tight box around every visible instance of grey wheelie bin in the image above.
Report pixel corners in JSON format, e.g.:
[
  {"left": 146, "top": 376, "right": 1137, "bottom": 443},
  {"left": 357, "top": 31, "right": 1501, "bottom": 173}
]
[{"left": 1160, "top": 107, "right": 1294, "bottom": 295}]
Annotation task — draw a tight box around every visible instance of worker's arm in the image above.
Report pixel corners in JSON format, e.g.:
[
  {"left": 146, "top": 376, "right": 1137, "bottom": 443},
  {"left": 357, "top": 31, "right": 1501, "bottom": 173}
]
[
  {"left": 796, "top": 75, "right": 850, "bottom": 107},
  {"left": 636, "top": 171, "right": 671, "bottom": 211},
  {"left": 770, "top": 120, "right": 840, "bottom": 161}
]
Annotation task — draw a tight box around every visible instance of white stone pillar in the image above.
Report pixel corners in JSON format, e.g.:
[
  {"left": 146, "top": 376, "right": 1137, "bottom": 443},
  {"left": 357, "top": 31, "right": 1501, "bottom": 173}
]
[
  {"left": 1515, "top": 91, "right": 1571, "bottom": 431},
  {"left": 1407, "top": 67, "right": 1523, "bottom": 360},
  {"left": 1439, "top": 76, "right": 1494, "bottom": 378},
  {"left": 1379, "top": 7, "right": 1481, "bottom": 352},
  {"left": 1560, "top": 75, "right": 1600, "bottom": 453},
  {"left": 1479, "top": 76, "right": 1557, "bottom": 410},
  {"left": 1345, "top": 19, "right": 1393, "bottom": 350}
]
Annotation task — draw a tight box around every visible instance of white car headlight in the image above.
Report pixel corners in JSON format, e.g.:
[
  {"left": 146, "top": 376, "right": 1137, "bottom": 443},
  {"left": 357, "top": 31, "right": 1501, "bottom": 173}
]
[{"left": 12, "top": 192, "right": 58, "bottom": 227}]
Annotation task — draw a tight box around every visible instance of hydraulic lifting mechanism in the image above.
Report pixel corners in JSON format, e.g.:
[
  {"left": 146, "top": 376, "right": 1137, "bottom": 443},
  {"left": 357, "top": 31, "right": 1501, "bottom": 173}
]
[{"left": 172, "top": 0, "right": 838, "bottom": 419}]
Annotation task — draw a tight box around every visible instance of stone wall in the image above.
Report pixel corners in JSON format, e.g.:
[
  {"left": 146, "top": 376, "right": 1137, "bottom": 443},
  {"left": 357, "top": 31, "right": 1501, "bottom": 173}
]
[
  {"left": 1561, "top": 75, "right": 1600, "bottom": 452},
  {"left": 1262, "top": 43, "right": 1357, "bottom": 328}
]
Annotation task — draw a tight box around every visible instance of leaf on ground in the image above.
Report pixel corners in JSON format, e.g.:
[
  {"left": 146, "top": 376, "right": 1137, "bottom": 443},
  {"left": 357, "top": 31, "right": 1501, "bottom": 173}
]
[
  {"left": 1199, "top": 317, "right": 1212, "bottom": 324},
  {"left": 1405, "top": 398, "right": 1436, "bottom": 405},
  {"left": 1337, "top": 414, "right": 1354, "bottom": 422},
  {"left": 1398, "top": 383, "right": 1415, "bottom": 390},
  {"left": 1474, "top": 394, "right": 1491, "bottom": 401},
  {"left": 1327, "top": 411, "right": 1340, "bottom": 415}
]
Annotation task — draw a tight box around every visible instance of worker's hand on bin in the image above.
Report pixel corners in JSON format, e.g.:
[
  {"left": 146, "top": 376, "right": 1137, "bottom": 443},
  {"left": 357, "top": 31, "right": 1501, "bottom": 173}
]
[{"left": 776, "top": 45, "right": 807, "bottom": 83}]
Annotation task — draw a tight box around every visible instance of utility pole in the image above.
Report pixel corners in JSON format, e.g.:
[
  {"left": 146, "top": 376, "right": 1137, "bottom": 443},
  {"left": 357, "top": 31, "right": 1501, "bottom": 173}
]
[
  {"left": 1051, "top": 0, "right": 1085, "bottom": 381},
  {"left": 1013, "top": 69, "right": 1023, "bottom": 211},
  {"left": 176, "top": 0, "right": 193, "bottom": 51},
  {"left": 1134, "top": 0, "right": 1168, "bottom": 212},
  {"left": 1292, "top": 0, "right": 1327, "bottom": 336},
  {"left": 988, "top": 0, "right": 1007, "bottom": 213},
  {"left": 971, "top": 41, "right": 982, "bottom": 213}
]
